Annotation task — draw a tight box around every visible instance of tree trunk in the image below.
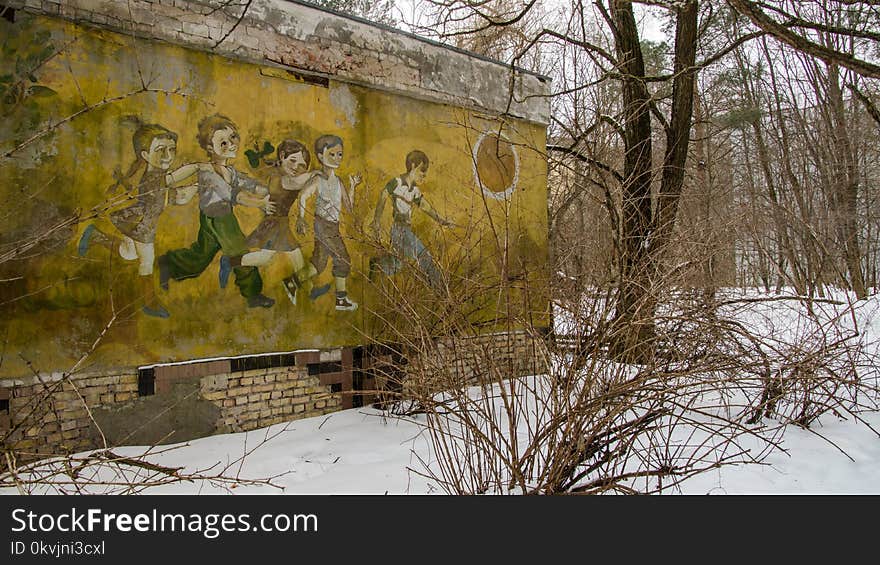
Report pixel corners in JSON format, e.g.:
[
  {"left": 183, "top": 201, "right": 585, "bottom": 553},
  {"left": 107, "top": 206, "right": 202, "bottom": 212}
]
[
  {"left": 693, "top": 89, "right": 715, "bottom": 303},
  {"left": 653, "top": 0, "right": 698, "bottom": 251},
  {"left": 610, "top": 0, "right": 698, "bottom": 362},
  {"left": 609, "top": 0, "right": 656, "bottom": 362},
  {"left": 826, "top": 62, "right": 867, "bottom": 299}
]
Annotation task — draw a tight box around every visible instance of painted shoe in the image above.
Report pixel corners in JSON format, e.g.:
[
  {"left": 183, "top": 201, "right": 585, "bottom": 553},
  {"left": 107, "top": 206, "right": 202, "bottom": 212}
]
[
  {"left": 281, "top": 276, "right": 298, "bottom": 305},
  {"left": 219, "top": 255, "right": 232, "bottom": 289},
  {"left": 309, "top": 283, "right": 331, "bottom": 301},
  {"left": 247, "top": 293, "right": 275, "bottom": 308},
  {"left": 335, "top": 294, "right": 358, "bottom": 312},
  {"left": 77, "top": 224, "right": 96, "bottom": 257},
  {"left": 142, "top": 304, "right": 170, "bottom": 319}
]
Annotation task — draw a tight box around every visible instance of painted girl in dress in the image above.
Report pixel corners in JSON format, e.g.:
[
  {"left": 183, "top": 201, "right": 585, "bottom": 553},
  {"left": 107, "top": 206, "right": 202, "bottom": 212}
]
[
  {"left": 225, "top": 139, "right": 322, "bottom": 304},
  {"left": 78, "top": 117, "right": 199, "bottom": 318}
]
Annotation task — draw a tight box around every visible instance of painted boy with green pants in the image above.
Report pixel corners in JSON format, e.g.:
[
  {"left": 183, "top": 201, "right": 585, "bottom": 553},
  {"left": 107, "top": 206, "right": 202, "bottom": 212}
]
[{"left": 158, "top": 114, "right": 276, "bottom": 308}]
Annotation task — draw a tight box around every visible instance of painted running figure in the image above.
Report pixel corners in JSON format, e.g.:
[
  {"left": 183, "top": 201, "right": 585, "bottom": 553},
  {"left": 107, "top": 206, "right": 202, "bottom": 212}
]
[
  {"left": 297, "top": 134, "right": 361, "bottom": 312},
  {"left": 370, "top": 149, "right": 452, "bottom": 290},
  {"left": 156, "top": 114, "right": 276, "bottom": 309},
  {"left": 78, "top": 117, "right": 199, "bottom": 318},
  {"left": 218, "top": 139, "right": 322, "bottom": 304}
]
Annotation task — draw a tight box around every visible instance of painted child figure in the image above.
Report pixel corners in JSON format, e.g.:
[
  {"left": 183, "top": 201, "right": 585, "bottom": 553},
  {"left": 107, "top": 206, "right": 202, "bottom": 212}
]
[
  {"left": 157, "top": 114, "right": 276, "bottom": 308},
  {"left": 297, "top": 134, "right": 361, "bottom": 312},
  {"left": 370, "top": 150, "right": 452, "bottom": 290},
  {"left": 224, "top": 140, "right": 322, "bottom": 304},
  {"left": 78, "top": 117, "right": 199, "bottom": 318}
]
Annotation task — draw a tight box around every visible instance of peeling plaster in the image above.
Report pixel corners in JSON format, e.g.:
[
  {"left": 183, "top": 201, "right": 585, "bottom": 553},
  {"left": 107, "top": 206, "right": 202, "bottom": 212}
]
[{"left": 329, "top": 82, "right": 359, "bottom": 127}]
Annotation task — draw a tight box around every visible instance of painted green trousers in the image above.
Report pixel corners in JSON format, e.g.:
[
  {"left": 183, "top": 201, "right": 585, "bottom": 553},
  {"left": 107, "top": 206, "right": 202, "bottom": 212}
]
[{"left": 164, "top": 212, "right": 262, "bottom": 298}]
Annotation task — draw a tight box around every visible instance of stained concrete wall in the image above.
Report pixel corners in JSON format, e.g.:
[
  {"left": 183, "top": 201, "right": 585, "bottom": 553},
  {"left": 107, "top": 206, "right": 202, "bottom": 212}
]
[
  {"left": 0, "top": 2, "right": 550, "bottom": 379},
  {"left": 5, "top": 0, "right": 550, "bottom": 124},
  {"left": 0, "top": 0, "right": 550, "bottom": 455}
]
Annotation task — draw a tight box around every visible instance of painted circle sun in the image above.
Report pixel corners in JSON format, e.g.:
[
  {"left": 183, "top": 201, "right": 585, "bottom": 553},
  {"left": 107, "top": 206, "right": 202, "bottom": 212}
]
[{"left": 472, "top": 130, "right": 520, "bottom": 200}]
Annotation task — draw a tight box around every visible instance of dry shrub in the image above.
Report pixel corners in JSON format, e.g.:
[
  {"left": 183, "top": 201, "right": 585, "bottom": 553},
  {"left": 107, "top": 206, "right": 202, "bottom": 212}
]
[{"left": 364, "top": 247, "right": 879, "bottom": 493}]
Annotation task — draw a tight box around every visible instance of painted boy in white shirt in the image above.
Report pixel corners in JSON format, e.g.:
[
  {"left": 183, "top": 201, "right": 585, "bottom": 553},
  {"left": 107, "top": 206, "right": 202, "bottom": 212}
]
[
  {"left": 370, "top": 150, "right": 451, "bottom": 290},
  {"left": 297, "top": 134, "right": 361, "bottom": 311}
]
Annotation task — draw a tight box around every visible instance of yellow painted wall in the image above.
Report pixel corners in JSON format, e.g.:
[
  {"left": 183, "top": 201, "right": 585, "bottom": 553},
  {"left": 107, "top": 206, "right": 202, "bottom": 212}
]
[{"left": 0, "top": 15, "right": 548, "bottom": 378}]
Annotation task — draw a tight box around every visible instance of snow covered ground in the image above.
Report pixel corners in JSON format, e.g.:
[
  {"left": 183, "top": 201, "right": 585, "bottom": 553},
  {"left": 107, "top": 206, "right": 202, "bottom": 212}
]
[
  {"left": 98, "top": 400, "right": 880, "bottom": 494},
  {"left": 3, "top": 290, "right": 879, "bottom": 495}
]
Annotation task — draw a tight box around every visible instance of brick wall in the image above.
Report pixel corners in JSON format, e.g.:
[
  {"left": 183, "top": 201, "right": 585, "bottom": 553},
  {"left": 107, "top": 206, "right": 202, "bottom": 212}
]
[
  {"left": 424, "top": 331, "right": 549, "bottom": 385},
  {"left": 1, "top": 372, "right": 140, "bottom": 458},
  {"left": 202, "top": 362, "right": 344, "bottom": 433},
  {"left": 0, "top": 349, "right": 350, "bottom": 459},
  {"left": 358, "top": 331, "right": 550, "bottom": 406},
  {"left": 1, "top": 334, "right": 546, "bottom": 458}
]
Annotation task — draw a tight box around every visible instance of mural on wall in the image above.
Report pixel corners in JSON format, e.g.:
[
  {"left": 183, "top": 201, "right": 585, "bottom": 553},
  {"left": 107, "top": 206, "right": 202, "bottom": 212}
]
[
  {"left": 157, "top": 114, "right": 276, "bottom": 310},
  {"left": 370, "top": 149, "right": 454, "bottom": 290},
  {"left": 78, "top": 117, "right": 198, "bottom": 319},
  {"left": 297, "top": 134, "right": 362, "bottom": 311},
  {"left": 0, "top": 14, "right": 548, "bottom": 378}
]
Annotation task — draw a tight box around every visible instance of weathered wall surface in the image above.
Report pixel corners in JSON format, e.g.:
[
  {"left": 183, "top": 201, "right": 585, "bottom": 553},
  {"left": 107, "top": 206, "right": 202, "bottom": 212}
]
[
  {"left": 4, "top": 0, "right": 549, "bottom": 123},
  {"left": 0, "top": 0, "right": 549, "bottom": 456},
  {"left": 361, "top": 330, "right": 549, "bottom": 405},
  {"left": 0, "top": 1, "right": 549, "bottom": 380},
  {"left": 0, "top": 332, "right": 551, "bottom": 457}
]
